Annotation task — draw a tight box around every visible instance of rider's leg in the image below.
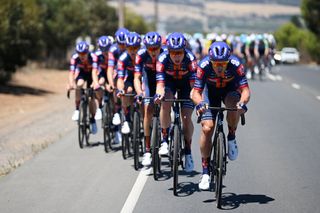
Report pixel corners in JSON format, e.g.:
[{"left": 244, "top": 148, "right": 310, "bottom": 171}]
[
  {"left": 224, "top": 91, "right": 240, "bottom": 140},
  {"left": 144, "top": 104, "right": 153, "bottom": 152},
  {"left": 181, "top": 107, "right": 194, "bottom": 154}
]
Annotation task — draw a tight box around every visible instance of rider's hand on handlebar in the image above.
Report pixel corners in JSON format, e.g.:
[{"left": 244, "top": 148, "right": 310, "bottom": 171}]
[
  {"left": 196, "top": 101, "right": 208, "bottom": 116},
  {"left": 237, "top": 102, "right": 248, "bottom": 114},
  {"left": 106, "top": 84, "right": 114, "bottom": 93},
  {"left": 116, "top": 89, "right": 125, "bottom": 98},
  {"left": 135, "top": 93, "right": 144, "bottom": 104},
  {"left": 153, "top": 93, "right": 163, "bottom": 104}
]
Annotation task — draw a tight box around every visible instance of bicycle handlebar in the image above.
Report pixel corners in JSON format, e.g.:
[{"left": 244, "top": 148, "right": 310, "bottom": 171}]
[{"left": 196, "top": 106, "right": 246, "bottom": 125}]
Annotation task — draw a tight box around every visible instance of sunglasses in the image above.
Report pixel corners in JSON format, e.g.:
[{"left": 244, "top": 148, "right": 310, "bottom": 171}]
[
  {"left": 212, "top": 61, "right": 228, "bottom": 67},
  {"left": 127, "top": 46, "right": 139, "bottom": 51},
  {"left": 147, "top": 46, "right": 160, "bottom": 52},
  {"left": 169, "top": 50, "right": 184, "bottom": 56}
]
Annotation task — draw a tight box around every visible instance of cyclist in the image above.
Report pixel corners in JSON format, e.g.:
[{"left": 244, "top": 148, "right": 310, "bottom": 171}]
[
  {"left": 245, "top": 34, "right": 256, "bottom": 79},
  {"left": 254, "top": 34, "right": 269, "bottom": 73},
  {"left": 154, "top": 32, "right": 197, "bottom": 172},
  {"left": 117, "top": 32, "right": 141, "bottom": 134},
  {"left": 107, "top": 27, "right": 129, "bottom": 143},
  {"left": 191, "top": 41, "right": 250, "bottom": 190},
  {"left": 134, "top": 32, "right": 163, "bottom": 166},
  {"left": 67, "top": 41, "right": 98, "bottom": 134},
  {"left": 92, "top": 36, "right": 112, "bottom": 120}
]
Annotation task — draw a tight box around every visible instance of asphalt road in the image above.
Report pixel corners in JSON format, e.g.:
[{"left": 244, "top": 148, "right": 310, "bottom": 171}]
[{"left": 1, "top": 64, "right": 320, "bottom": 213}]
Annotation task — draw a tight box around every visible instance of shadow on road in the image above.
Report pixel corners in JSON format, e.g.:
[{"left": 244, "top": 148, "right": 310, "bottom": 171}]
[
  {"left": 0, "top": 84, "right": 53, "bottom": 96},
  {"left": 203, "top": 192, "right": 275, "bottom": 210},
  {"left": 168, "top": 181, "right": 200, "bottom": 197}
]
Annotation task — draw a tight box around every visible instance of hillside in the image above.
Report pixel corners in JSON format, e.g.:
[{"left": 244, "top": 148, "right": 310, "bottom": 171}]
[{"left": 108, "top": 0, "right": 301, "bottom": 33}]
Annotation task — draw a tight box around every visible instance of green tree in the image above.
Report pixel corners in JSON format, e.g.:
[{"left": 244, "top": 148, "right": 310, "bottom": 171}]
[
  {"left": 301, "top": 0, "right": 320, "bottom": 36},
  {"left": 0, "top": 0, "right": 42, "bottom": 82}
]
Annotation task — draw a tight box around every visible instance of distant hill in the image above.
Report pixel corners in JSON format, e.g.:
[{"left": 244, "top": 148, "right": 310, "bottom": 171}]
[{"left": 109, "top": 0, "right": 301, "bottom": 33}]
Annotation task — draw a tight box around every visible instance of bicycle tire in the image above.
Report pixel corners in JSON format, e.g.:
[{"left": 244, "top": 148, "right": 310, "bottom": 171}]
[
  {"left": 84, "top": 101, "right": 90, "bottom": 146},
  {"left": 121, "top": 134, "right": 129, "bottom": 159},
  {"left": 151, "top": 117, "right": 160, "bottom": 180},
  {"left": 133, "top": 111, "right": 140, "bottom": 170},
  {"left": 215, "top": 132, "right": 224, "bottom": 208},
  {"left": 78, "top": 101, "right": 85, "bottom": 149},
  {"left": 103, "top": 103, "right": 111, "bottom": 153},
  {"left": 173, "top": 124, "right": 180, "bottom": 196}
]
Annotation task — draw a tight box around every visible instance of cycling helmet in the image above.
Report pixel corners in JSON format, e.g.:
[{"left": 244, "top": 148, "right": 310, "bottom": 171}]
[
  {"left": 76, "top": 41, "right": 89, "bottom": 54},
  {"left": 97, "top": 36, "right": 112, "bottom": 52},
  {"left": 115, "top": 27, "right": 129, "bottom": 44},
  {"left": 208, "top": 41, "right": 231, "bottom": 61},
  {"left": 125, "top": 32, "right": 141, "bottom": 47},
  {"left": 143, "top": 32, "right": 161, "bottom": 47},
  {"left": 166, "top": 32, "right": 186, "bottom": 50}
]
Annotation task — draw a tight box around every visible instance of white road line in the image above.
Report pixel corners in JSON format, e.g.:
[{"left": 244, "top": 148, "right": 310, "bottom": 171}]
[
  {"left": 316, "top": 96, "right": 320, "bottom": 101},
  {"left": 267, "top": 73, "right": 282, "bottom": 81},
  {"left": 120, "top": 167, "right": 151, "bottom": 213},
  {"left": 291, "top": 83, "right": 301, "bottom": 90}
]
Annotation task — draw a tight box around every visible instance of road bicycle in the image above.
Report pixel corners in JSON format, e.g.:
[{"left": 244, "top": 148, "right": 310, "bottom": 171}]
[
  {"left": 198, "top": 106, "right": 245, "bottom": 208},
  {"left": 67, "top": 88, "right": 93, "bottom": 149}
]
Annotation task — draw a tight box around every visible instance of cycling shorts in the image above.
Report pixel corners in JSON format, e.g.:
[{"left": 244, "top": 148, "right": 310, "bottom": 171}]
[
  {"left": 165, "top": 76, "right": 194, "bottom": 109},
  {"left": 142, "top": 70, "right": 156, "bottom": 105},
  {"left": 76, "top": 70, "right": 93, "bottom": 88},
  {"left": 201, "top": 84, "right": 240, "bottom": 121}
]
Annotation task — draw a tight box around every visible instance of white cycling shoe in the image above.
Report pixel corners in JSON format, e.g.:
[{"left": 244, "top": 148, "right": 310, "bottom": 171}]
[
  {"left": 158, "top": 142, "right": 169, "bottom": 155},
  {"left": 90, "top": 122, "right": 98, "bottom": 135},
  {"left": 112, "top": 113, "right": 121, "bottom": 125},
  {"left": 121, "top": 121, "right": 130, "bottom": 134},
  {"left": 199, "top": 174, "right": 211, "bottom": 191},
  {"left": 228, "top": 139, "right": 238, "bottom": 161},
  {"left": 184, "top": 154, "right": 194, "bottom": 172},
  {"left": 94, "top": 108, "right": 102, "bottom": 120},
  {"left": 71, "top": 110, "right": 79, "bottom": 121},
  {"left": 142, "top": 152, "right": 152, "bottom": 166}
]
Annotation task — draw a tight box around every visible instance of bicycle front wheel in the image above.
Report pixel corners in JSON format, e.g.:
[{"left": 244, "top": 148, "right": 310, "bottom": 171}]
[
  {"left": 215, "top": 132, "right": 225, "bottom": 208},
  {"left": 173, "top": 124, "right": 180, "bottom": 196},
  {"left": 78, "top": 101, "right": 85, "bottom": 149},
  {"left": 151, "top": 117, "right": 161, "bottom": 180},
  {"left": 103, "top": 103, "right": 111, "bottom": 153},
  {"left": 133, "top": 111, "right": 140, "bottom": 170}
]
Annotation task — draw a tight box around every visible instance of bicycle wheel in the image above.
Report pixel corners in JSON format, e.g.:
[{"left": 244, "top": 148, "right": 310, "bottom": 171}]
[
  {"left": 133, "top": 111, "right": 140, "bottom": 170},
  {"left": 173, "top": 124, "right": 180, "bottom": 196},
  {"left": 151, "top": 117, "right": 160, "bottom": 180},
  {"left": 122, "top": 134, "right": 129, "bottom": 159},
  {"left": 215, "top": 132, "right": 224, "bottom": 208},
  {"left": 103, "top": 103, "right": 111, "bottom": 153},
  {"left": 84, "top": 101, "right": 90, "bottom": 146},
  {"left": 78, "top": 101, "right": 85, "bottom": 149}
]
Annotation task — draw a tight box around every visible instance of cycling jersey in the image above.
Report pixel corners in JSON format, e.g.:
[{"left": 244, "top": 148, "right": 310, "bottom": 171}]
[
  {"left": 69, "top": 52, "right": 94, "bottom": 86},
  {"left": 135, "top": 47, "right": 165, "bottom": 103},
  {"left": 195, "top": 55, "right": 248, "bottom": 120},
  {"left": 117, "top": 51, "right": 135, "bottom": 89},
  {"left": 108, "top": 43, "right": 126, "bottom": 78},
  {"left": 156, "top": 49, "right": 197, "bottom": 109},
  {"left": 93, "top": 50, "right": 108, "bottom": 80},
  {"left": 256, "top": 39, "right": 269, "bottom": 56}
]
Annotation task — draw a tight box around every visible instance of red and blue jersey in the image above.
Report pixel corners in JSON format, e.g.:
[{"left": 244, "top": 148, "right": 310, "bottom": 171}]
[
  {"left": 69, "top": 52, "right": 94, "bottom": 73},
  {"left": 117, "top": 52, "right": 135, "bottom": 81},
  {"left": 194, "top": 55, "right": 248, "bottom": 92},
  {"left": 156, "top": 49, "right": 197, "bottom": 84},
  {"left": 93, "top": 50, "right": 108, "bottom": 73},
  {"left": 135, "top": 47, "right": 166, "bottom": 75},
  {"left": 108, "top": 43, "right": 125, "bottom": 71}
]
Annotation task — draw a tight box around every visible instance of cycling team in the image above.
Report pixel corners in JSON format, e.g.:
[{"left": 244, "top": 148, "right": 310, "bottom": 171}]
[{"left": 67, "top": 28, "right": 277, "bottom": 190}]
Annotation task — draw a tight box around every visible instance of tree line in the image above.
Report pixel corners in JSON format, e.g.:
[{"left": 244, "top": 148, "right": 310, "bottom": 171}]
[
  {"left": 0, "top": 0, "right": 150, "bottom": 82},
  {"left": 274, "top": 0, "right": 320, "bottom": 63}
]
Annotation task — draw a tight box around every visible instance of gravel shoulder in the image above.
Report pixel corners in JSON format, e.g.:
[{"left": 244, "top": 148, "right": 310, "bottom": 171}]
[{"left": 0, "top": 68, "right": 75, "bottom": 176}]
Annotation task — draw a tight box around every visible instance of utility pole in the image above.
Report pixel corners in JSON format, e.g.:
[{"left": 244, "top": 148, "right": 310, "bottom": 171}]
[
  {"left": 154, "top": 0, "right": 159, "bottom": 31},
  {"left": 119, "top": 0, "right": 125, "bottom": 28}
]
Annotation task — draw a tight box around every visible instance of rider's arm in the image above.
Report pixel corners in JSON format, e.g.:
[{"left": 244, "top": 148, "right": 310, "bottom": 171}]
[
  {"left": 236, "top": 63, "right": 251, "bottom": 104},
  {"left": 92, "top": 53, "right": 100, "bottom": 88},
  {"left": 191, "top": 65, "right": 206, "bottom": 105},
  {"left": 155, "top": 60, "right": 165, "bottom": 96},
  {"left": 117, "top": 60, "right": 125, "bottom": 91},
  {"left": 134, "top": 52, "right": 144, "bottom": 95},
  {"left": 189, "top": 57, "right": 198, "bottom": 88},
  {"left": 68, "top": 56, "right": 77, "bottom": 88},
  {"left": 107, "top": 51, "right": 115, "bottom": 89}
]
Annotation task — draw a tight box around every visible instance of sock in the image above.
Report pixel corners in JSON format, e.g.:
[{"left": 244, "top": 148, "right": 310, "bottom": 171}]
[
  {"left": 184, "top": 139, "right": 192, "bottom": 155},
  {"left": 161, "top": 128, "right": 170, "bottom": 143},
  {"left": 202, "top": 157, "right": 210, "bottom": 175},
  {"left": 145, "top": 136, "right": 151, "bottom": 152},
  {"left": 227, "top": 125, "right": 236, "bottom": 141}
]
